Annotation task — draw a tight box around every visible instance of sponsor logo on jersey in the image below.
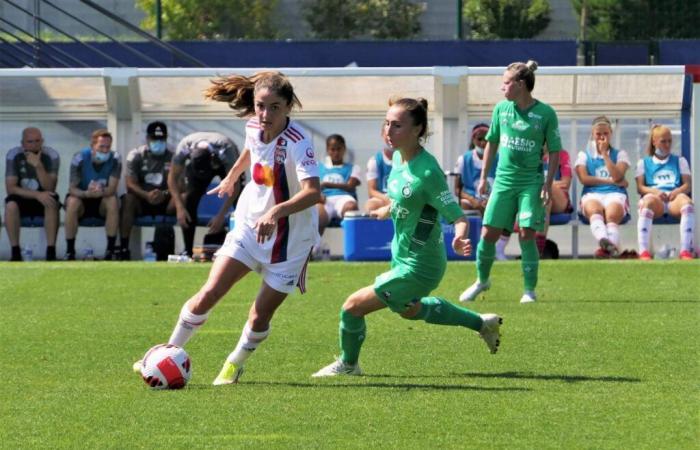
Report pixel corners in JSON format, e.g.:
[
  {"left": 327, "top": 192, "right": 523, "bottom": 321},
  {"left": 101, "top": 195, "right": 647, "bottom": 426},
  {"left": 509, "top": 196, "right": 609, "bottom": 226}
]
[
  {"left": 438, "top": 190, "right": 455, "bottom": 206},
  {"left": 511, "top": 119, "right": 530, "bottom": 131},
  {"left": 519, "top": 211, "right": 533, "bottom": 220},
  {"left": 528, "top": 112, "right": 542, "bottom": 119},
  {"left": 305, "top": 147, "right": 314, "bottom": 159},
  {"left": 500, "top": 135, "right": 536, "bottom": 152},
  {"left": 252, "top": 163, "right": 274, "bottom": 186},
  {"left": 595, "top": 167, "right": 610, "bottom": 178},
  {"left": 653, "top": 169, "right": 677, "bottom": 187}
]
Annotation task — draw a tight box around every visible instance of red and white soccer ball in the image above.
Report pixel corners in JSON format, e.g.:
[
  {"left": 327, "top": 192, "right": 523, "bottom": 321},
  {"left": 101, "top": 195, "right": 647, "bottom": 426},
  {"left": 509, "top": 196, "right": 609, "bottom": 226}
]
[{"left": 140, "top": 344, "right": 191, "bottom": 390}]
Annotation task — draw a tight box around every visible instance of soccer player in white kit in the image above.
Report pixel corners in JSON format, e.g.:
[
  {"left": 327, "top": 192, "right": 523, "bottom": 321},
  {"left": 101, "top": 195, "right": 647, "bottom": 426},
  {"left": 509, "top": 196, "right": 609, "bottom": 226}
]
[{"left": 134, "top": 71, "right": 321, "bottom": 385}]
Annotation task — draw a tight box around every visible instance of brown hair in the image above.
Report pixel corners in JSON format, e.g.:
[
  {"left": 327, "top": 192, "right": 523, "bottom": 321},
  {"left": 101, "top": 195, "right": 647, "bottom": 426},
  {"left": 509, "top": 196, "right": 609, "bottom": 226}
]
[
  {"left": 388, "top": 97, "right": 429, "bottom": 139},
  {"left": 507, "top": 60, "right": 538, "bottom": 92},
  {"left": 646, "top": 124, "right": 672, "bottom": 156},
  {"left": 204, "top": 71, "right": 302, "bottom": 117},
  {"left": 90, "top": 128, "right": 112, "bottom": 145}
]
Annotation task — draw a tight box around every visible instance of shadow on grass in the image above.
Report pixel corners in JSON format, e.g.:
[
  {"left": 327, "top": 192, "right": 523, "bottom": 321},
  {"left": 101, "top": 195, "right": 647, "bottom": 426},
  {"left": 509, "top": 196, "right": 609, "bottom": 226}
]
[
  {"left": 187, "top": 380, "right": 530, "bottom": 392},
  {"left": 455, "top": 371, "right": 641, "bottom": 383}
]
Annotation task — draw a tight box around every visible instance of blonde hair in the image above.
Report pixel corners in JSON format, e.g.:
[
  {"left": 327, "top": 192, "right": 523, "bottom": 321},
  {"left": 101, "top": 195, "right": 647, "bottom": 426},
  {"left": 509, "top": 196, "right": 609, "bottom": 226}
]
[
  {"left": 646, "top": 124, "right": 672, "bottom": 156},
  {"left": 591, "top": 115, "right": 612, "bottom": 130},
  {"left": 204, "top": 71, "right": 302, "bottom": 118},
  {"left": 90, "top": 128, "right": 112, "bottom": 145},
  {"left": 507, "top": 60, "right": 538, "bottom": 91}
]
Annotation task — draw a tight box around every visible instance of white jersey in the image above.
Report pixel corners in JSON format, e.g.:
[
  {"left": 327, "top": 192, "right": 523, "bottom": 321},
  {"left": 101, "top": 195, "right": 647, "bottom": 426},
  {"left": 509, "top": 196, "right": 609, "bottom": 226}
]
[{"left": 233, "top": 118, "right": 320, "bottom": 264}]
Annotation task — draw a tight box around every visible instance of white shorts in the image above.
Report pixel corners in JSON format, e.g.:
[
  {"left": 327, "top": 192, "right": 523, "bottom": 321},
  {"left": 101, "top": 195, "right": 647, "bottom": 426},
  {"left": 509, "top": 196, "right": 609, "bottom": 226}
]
[
  {"left": 580, "top": 192, "right": 629, "bottom": 214},
  {"left": 323, "top": 194, "right": 357, "bottom": 220},
  {"left": 215, "top": 229, "right": 312, "bottom": 294},
  {"left": 638, "top": 194, "right": 670, "bottom": 214}
]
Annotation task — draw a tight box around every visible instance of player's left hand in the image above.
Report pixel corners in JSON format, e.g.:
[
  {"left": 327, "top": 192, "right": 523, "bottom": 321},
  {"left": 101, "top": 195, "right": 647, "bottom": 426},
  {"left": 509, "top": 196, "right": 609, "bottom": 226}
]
[
  {"left": 540, "top": 186, "right": 552, "bottom": 206},
  {"left": 254, "top": 208, "right": 279, "bottom": 243},
  {"left": 369, "top": 204, "right": 391, "bottom": 220},
  {"left": 452, "top": 236, "right": 472, "bottom": 256},
  {"left": 668, "top": 190, "right": 678, "bottom": 201}
]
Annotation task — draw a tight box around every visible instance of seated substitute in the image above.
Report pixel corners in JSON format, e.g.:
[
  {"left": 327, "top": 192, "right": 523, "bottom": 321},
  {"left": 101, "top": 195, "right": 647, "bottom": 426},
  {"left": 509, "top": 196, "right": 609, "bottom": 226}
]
[
  {"left": 317, "top": 134, "right": 361, "bottom": 235},
  {"left": 64, "top": 128, "right": 122, "bottom": 260},
  {"left": 4, "top": 127, "right": 60, "bottom": 261},
  {"left": 453, "top": 123, "right": 496, "bottom": 214},
  {"left": 575, "top": 116, "right": 630, "bottom": 258},
  {"left": 168, "top": 131, "right": 244, "bottom": 257},
  {"left": 635, "top": 125, "right": 694, "bottom": 260},
  {"left": 364, "top": 128, "right": 394, "bottom": 213},
  {"left": 119, "top": 121, "right": 177, "bottom": 260}
]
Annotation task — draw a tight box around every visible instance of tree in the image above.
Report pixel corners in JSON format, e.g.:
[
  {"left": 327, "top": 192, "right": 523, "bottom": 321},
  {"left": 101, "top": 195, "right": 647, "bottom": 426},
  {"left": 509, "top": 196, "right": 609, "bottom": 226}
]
[
  {"left": 304, "top": 0, "right": 424, "bottom": 40},
  {"left": 136, "top": 0, "right": 278, "bottom": 40},
  {"left": 572, "top": 0, "right": 700, "bottom": 41},
  {"left": 463, "top": 0, "right": 551, "bottom": 39}
]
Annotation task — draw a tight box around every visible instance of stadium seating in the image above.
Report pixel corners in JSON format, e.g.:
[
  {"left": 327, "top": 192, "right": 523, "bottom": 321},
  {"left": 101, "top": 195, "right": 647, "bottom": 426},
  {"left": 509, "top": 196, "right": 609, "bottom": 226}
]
[{"left": 197, "top": 183, "right": 231, "bottom": 226}]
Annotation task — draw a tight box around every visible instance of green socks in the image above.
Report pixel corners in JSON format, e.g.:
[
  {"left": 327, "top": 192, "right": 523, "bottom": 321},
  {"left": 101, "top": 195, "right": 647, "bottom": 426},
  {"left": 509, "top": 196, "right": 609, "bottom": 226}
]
[
  {"left": 476, "top": 239, "right": 496, "bottom": 283},
  {"left": 520, "top": 238, "right": 539, "bottom": 291},
  {"left": 409, "top": 297, "right": 483, "bottom": 331},
  {"left": 339, "top": 308, "right": 366, "bottom": 365}
]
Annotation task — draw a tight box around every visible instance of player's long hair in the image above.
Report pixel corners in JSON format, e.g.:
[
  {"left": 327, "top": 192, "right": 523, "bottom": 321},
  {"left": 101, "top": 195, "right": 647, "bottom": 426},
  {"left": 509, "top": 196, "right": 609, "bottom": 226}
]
[
  {"left": 507, "top": 60, "right": 538, "bottom": 92},
  {"left": 646, "top": 124, "right": 672, "bottom": 156},
  {"left": 389, "top": 97, "right": 429, "bottom": 140},
  {"left": 204, "top": 71, "right": 302, "bottom": 118}
]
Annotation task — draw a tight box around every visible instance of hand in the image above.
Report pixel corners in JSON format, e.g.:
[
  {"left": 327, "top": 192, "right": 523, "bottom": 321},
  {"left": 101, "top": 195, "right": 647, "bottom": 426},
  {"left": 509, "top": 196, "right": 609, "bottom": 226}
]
[
  {"left": 35, "top": 191, "right": 57, "bottom": 208},
  {"left": 541, "top": 185, "right": 552, "bottom": 207},
  {"left": 476, "top": 178, "right": 489, "bottom": 197},
  {"left": 176, "top": 206, "right": 192, "bottom": 228},
  {"left": 369, "top": 204, "right": 391, "bottom": 220},
  {"left": 667, "top": 190, "right": 678, "bottom": 202},
  {"left": 452, "top": 236, "right": 472, "bottom": 257},
  {"left": 254, "top": 207, "right": 279, "bottom": 243},
  {"left": 147, "top": 189, "right": 165, "bottom": 205},
  {"left": 596, "top": 136, "right": 610, "bottom": 155},
  {"left": 25, "top": 151, "right": 42, "bottom": 168},
  {"left": 87, "top": 181, "right": 104, "bottom": 193},
  {"left": 207, "top": 175, "right": 235, "bottom": 198},
  {"left": 207, "top": 213, "right": 226, "bottom": 234}
]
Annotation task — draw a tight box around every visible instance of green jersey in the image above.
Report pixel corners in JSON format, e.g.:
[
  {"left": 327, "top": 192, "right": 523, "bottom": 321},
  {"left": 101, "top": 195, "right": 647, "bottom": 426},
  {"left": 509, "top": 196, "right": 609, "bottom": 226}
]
[
  {"left": 486, "top": 99, "right": 562, "bottom": 188},
  {"left": 387, "top": 149, "right": 463, "bottom": 282}
]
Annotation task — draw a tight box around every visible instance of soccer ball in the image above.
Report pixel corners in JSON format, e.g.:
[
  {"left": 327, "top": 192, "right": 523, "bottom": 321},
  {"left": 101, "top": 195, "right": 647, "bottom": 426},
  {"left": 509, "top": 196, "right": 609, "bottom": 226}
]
[{"left": 140, "top": 344, "right": 191, "bottom": 389}]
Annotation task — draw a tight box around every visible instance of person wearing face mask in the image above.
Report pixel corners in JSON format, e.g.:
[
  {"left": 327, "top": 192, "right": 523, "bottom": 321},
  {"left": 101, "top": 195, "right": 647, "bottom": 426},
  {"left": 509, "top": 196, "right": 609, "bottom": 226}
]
[
  {"left": 364, "top": 127, "right": 394, "bottom": 213},
  {"left": 4, "top": 127, "right": 61, "bottom": 261},
  {"left": 119, "top": 121, "right": 176, "bottom": 260},
  {"left": 635, "top": 125, "right": 694, "bottom": 260},
  {"left": 453, "top": 123, "right": 498, "bottom": 214},
  {"left": 65, "top": 128, "right": 122, "bottom": 260},
  {"left": 575, "top": 116, "right": 631, "bottom": 258},
  {"left": 168, "top": 131, "right": 244, "bottom": 257}
]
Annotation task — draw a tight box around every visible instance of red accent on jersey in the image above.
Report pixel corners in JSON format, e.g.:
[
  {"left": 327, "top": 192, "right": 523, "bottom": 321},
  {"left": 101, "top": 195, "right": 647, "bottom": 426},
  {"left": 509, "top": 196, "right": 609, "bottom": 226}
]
[
  {"left": 286, "top": 126, "right": 304, "bottom": 142},
  {"left": 270, "top": 161, "right": 290, "bottom": 263}
]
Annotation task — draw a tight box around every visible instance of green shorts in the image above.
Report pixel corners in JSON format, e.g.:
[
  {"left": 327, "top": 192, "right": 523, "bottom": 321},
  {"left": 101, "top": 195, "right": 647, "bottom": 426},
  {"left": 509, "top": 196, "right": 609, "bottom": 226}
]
[
  {"left": 483, "top": 183, "right": 545, "bottom": 232},
  {"left": 373, "top": 265, "right": 438, "bottom": 313}
]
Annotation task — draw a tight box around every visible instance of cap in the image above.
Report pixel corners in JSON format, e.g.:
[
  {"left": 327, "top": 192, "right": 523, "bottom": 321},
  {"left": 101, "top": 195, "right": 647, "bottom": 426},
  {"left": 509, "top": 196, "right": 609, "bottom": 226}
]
[{"left": 146, "top": 121, "right": 167, "bottom": 139}]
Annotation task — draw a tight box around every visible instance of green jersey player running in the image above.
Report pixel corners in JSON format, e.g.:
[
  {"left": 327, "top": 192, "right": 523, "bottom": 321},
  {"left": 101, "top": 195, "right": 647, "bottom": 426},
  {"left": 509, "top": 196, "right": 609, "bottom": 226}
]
[
  {"left": 460, "top": 60, "right": 562, "bottom": 305},
  {"left": 313, "top": 97, "right": 502, "bottom": 377}
]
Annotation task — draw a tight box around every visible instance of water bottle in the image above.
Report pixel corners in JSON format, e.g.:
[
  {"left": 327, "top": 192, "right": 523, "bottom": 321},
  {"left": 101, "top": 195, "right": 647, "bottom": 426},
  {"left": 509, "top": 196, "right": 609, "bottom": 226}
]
[
  {"left": 22, "top": 245, "right": 33, "bottom": 262},
  {"left": 83, "top": 246, "right": 95, "bottom": 261},
  {"left": 321, "top": 243, "right": 331, "bottom": 261},
  {"left": 655, "top": 244, "right": 670, "bottom": 260},
  {"left": 143, "top": 243, "right": 156, "bottom": 262}
]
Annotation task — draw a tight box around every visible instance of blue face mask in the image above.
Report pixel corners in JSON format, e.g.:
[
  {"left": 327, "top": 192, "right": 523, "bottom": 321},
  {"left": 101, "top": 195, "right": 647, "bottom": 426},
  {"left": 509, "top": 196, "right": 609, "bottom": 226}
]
[
  {"left": 654, "top": 147, "right": 669, "bottom": 159},
  {"left": 149, "top": 140, "right": 167, "bottom": 155},
  {"left": 93, "top": 151, "right": 111, "bottom": 163}
]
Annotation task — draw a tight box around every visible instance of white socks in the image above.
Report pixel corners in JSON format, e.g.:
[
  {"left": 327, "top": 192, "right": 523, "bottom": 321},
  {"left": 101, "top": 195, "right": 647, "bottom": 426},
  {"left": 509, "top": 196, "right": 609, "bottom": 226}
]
[
  {"left": 637, "top": 208, "right": 654, "bottom": 252},
  {"left": 680, "top": 204, "right": 695, "bottom": 252},
  {"left": 589, "top": 213, "right": 608, "bottom": 243},
  {"left": 606, "top": 222, "right": 620, "bottom": 248},
  {"left": 168, "top": 302, "right": 210, "bottom": 347},
  {"left": 226, "top": 323, "right": 270, "bottom": 366}
]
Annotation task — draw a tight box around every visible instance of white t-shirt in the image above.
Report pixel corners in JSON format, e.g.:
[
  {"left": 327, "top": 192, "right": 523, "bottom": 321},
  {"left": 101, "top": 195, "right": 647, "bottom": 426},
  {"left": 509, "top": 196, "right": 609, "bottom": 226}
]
[
  {"left": 233, "top": 118, "right": 320, "bottom": 263},
  {"left": 635, "top": 155, "right": 691, "bottom": 177},
  {"left": 574, "top": 149, "right": 631, "bottom": 168},
  {"left": 366, "top": 151, "right": 393, "bottom": 181}
]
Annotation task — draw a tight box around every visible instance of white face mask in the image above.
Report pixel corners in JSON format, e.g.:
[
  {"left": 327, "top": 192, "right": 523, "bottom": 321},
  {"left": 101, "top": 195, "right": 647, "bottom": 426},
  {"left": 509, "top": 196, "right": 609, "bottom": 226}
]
[
  {"left": 654, "top": 147, "right": 669, "bottom": 158},
  {"left": 474, "top": 146, "right": 485, "bottom": 157}
]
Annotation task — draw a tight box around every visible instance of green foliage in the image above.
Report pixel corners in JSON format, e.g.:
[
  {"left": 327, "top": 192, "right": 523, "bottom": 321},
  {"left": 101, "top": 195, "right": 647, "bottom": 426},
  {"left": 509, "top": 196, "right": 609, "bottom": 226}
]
[
  {"left": 572, "top": 0, "right": 700, "bottom": 41},
  {"left": 1, "top": 260, "right": 698, "bottom": 447},
  {"left": 136, "top": 0, "right": 278, "bottom": 40},
  {"left": 464, "top": 0, "right": 551, "bottom": 39},
  {"left": 304, "top": 0, "right": 424, "bottom": 39}
]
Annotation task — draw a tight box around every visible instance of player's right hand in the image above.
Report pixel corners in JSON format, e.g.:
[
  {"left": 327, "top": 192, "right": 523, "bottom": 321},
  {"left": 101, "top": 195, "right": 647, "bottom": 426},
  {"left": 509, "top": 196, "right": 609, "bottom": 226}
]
[
  {"left": 176, "top": 208, "right": 191, "bottom": 228},
  {"left": 208, "top": 175, "right": 234, "bottom": 198},
  {"left": 35, "top": 191, "right": 57, "bottom": 208},
  {"left": 476, "top": 178, "right": 489, "bottom": 197}
]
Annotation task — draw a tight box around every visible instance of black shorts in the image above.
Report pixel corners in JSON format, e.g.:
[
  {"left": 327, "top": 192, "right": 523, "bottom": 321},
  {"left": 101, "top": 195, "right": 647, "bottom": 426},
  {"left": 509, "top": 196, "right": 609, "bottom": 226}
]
[
  {"left": 64, "top": 194, "right": 105, "bottom": 219},
  {"left": 137, "top": 197, "right": 171, "bottom": 217},
  {"left": 5, "top": 193, "right": 60, "bottom": 217}
]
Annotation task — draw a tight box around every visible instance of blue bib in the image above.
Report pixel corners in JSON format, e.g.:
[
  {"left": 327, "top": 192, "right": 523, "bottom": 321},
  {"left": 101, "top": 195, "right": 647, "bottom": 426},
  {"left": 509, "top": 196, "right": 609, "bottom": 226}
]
[
  {"left": 319, "top": 163, "right": 356, "bottom": 198},
  {"left": 374, "top": 152, "right": 392, "bottom": 193},
  {"left": 643, "top": 155, "right": 681, "bottom": 192},
  {"left": 78, "top": 147, "right": 116, "bottom": 190},
  {"left": 581, "top": 148, "right": 627, "bottom": 195},
  {"left": 460, "top": 151, "right": 498, "bottom": 197}
]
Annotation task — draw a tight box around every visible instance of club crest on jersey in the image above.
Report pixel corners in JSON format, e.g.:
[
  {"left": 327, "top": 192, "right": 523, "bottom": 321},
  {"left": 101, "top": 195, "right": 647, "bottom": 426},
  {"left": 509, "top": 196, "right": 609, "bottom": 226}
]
[
  {"left": 274, "top": 147, "right": 287, "bottom": 165},
  {"left": 401, "top": 183, "right": 413, "bottom": 198},
  {"left": 276, "top": 137, "right": 288, "bottom": 147}
]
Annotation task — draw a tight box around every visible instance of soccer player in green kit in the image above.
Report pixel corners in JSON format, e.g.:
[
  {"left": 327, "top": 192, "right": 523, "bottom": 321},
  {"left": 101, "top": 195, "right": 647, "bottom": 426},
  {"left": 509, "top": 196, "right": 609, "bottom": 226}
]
[
  {"left": 313, "top": 97, "right": 502, "bottom": 377},
  {"left": 460, "top": 60, "right": 562, "bottom": 305}
]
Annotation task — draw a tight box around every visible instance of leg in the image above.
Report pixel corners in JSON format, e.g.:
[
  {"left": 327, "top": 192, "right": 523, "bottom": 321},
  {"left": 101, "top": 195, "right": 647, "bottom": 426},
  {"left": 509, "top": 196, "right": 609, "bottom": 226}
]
[
  {"left": 518, "top": 227, "right": 539, "bottom": 303},
  {"left": 669, "top": 194, "right": 695, "bottom": 257},
  {"left": 637, "top": 194, "right": 663, "bottom": 258},
  {"left": 100, "top": 195, "right": 120, "bottom": 259},
  {"left": 460, "top": 225, "right": 502, "bottom": 302},
  {"left": 64, "top": 195, "right": 84, "bottom": 259},
  {"left": 120, "top": 193, "right": 141, "bottom": 254},
  {"left": 168, "top": 256, "right": 251, "bottom": 347},
  {"left": 364, "top": 196, "right": 388, "bottom": 213},
  {"left": 182, "top": 181, "right": 208, "bottom": 256},
  {"left": 44, "top": 199, "right": 59, "bottom": 247},
  {"left": 4, "top": 200, "right": 22, "bottom": 261},
  {"left": 317, "top": 202, "right": 329, "bottom": 235},
  {"left": 340, "top": 199, "right": 359, "bottom": 217},
  {"left": 582, "top": 198, "right": 611, "bottom": 257},
  {"left": 603, "top": 201, "right": 625, "bottom": 252}
]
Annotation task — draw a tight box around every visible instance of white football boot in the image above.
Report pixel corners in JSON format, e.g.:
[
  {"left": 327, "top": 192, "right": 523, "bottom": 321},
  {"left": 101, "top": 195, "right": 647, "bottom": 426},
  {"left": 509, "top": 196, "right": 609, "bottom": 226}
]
[
  {"left": 312, "top": 359, "right": 363, "bottom": 378},
  {"left": 478, "top": 314, "right": 502, "bottom": 354},
  {"left": 459, "top": 279, "right": 491, "bottom": 303}
]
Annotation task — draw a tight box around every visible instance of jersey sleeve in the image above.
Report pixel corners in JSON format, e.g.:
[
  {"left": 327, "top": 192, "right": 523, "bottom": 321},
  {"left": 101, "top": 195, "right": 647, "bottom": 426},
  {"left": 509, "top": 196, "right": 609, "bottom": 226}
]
[
  {"left": 679, "top": 156, "right": 691, "bottom": 175},
  {"left": 45, "top": 148, "right": 60, "bottom": 175},
  {"left": 635, "top": 159, "right": 645, "bottom": 177},
  {"left": 574, "top": 151, "right": 587, "bottom": 167},
  {"left": 69, "top": 152, "right": 83, "bottom": 186},
  {"left": 616, "top": 150, "right": 631, "bottom": 167},
  {"left": 424, "top": 168, "right": 463, "bottom": 223},
  {"left": 291, "top": 139, "right": 319, "bottom": 181},
  {"left": 454, "top": 155, "right": 464, "bottom": 176},
  {"left": 558, "top": 150, "right": 572, "bottom": 178},
  {"left": 350, "top": 164, "right": 362, "bottom": 181},
  {"left": 125, "top": 149, "right": 140, "bottom": 178},
  {"left": 110, "top": 153, "right": 122, "bottom": 179},
  {"left": 173, "top": 139, "right": 190, "bottom": 166},
  {"left": 366, "top": 156, "right": 378, "bottom": 180},
  {"left": 5, "top": 148, "right": 18, "bottom": 177},
  {"left": 485, "top": 105, "right": 500, "bottom": 143},
  {"left": 544, "top": 106, "right": 562, "bottom": 152}
]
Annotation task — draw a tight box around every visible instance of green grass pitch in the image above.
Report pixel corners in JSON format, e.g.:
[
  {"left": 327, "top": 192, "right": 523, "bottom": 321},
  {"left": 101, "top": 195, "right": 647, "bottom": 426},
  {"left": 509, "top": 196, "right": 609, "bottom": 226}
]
[{"left": 1, "top": 260, "right": 698, "bottom": 449}]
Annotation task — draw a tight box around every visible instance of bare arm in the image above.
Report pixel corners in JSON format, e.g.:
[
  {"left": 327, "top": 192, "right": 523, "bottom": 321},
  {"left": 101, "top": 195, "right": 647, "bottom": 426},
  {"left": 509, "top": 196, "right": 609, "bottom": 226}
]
[
  {"left": 322, "top": 177, "right": 360, "bottom": 193},
  {"left": 477, "top": 141, "right": 498, "bottom": 196}
]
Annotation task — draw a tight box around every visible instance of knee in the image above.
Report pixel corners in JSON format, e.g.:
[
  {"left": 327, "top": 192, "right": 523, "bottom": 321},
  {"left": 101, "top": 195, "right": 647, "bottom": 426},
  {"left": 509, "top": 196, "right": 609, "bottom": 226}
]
[
  {"left": 65, "top": 196, "right": 81, "bottom": 214},
  {"left": 399, "top": 301, "right": 421, "bottom": 319},
  {"left": 5, "top": 200, "right": 19, "bottom": 215}
]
